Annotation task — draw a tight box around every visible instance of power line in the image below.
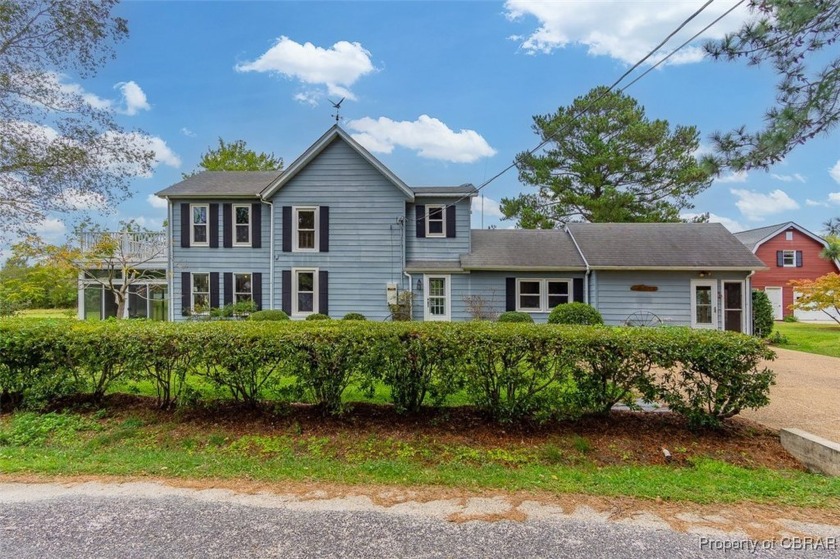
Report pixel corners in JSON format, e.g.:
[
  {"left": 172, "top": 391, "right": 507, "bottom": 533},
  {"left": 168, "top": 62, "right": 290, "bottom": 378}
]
[{"left": 418, "top": 0, "right": 741, "bottom": 224}]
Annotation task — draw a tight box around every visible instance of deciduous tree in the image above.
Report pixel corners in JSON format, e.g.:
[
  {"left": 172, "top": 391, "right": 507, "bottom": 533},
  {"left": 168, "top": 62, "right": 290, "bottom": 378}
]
[
  {"left": 184, "top": 138, "right": 283, "bottom": 178},
  {"left": 789, "top": 273, "right": 840, "bottom": 325},
  {"left": 501, "top": 87, "right": 714, "bottom": 228}
]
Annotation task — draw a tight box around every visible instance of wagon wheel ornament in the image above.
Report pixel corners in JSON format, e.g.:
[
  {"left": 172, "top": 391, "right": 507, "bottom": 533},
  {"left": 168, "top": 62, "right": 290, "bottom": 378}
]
[{"left": 624, "top": 311, "right": 662, "bottom": 327}]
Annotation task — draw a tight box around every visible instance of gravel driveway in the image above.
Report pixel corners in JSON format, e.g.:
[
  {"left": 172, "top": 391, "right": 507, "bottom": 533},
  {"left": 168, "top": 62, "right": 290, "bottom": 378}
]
[{"left": 740, "top": 348, "right": 840, "bottom": 442}]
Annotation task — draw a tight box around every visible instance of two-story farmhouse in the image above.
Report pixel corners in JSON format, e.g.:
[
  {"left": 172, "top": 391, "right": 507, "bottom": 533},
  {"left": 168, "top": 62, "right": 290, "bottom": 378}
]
[
  {"left": 735, "top": 222, "right": 840, "bottom": 320},
  {"left": 80, "top": 125, "right": 766, "bottom": 332}
]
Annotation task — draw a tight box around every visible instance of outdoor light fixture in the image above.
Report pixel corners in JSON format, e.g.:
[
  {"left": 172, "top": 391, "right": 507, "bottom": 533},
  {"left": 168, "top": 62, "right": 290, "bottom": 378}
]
[{"left": 416, "top": 278, "right": 423, "bottom": 292}]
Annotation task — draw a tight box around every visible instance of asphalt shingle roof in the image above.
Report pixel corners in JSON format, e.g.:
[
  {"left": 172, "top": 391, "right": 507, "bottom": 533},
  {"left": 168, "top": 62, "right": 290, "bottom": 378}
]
[
  {"left": 732, "top": 222, "right": 792, "bottom": 250},
  {"left": 462, "top": 230, "right": 586, "bottom": 270},
  {"left": 412, "top": 185, "right": 477, "bottom": 196},
  {"left": 155, "top": 171, "right": 282, "bottom": 197},
  {"left": 566, "top": 223, "right": 765, "bottom": 269}
]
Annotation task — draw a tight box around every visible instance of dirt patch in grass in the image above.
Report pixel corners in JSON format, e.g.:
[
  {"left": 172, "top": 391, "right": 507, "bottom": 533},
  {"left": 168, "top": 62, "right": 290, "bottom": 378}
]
[{"left": 50, "top": 394, "right": 800, "bottom": 471}]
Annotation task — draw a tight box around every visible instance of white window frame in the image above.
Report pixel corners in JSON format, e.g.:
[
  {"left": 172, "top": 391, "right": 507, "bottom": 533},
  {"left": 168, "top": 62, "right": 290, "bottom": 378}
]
[
  {"left": 293, "top": 206, "right": 319, "bottom": 252},
  {"left": 782, "top": 250, "right": 796, "bottom": 267},
  {"left": 785, "top": 231, "right": 794, "bottom": 241},
  {"left": 232, "top": 204, "right": 251, "bottom": 247},
  {"left": 190, "top": 204, "right": 209, "bottom": 247},
  {"left": 191, "top": 272, "right": 210, "bottom": 314},
  {"left": 233, "top": 272, "right": 253, "bottom": 304},
  {"left": 292, "top": 267, "right": 318, "bottom": 317},
  {"left": 425, "top": 205, "right": 446, "bottom": 238},
  {"left": 722, "top": 280, "right": 746, "bottom": 333},
  {"left": 423, "top": 274, "right": 451, "bottom": 321},
  {"left": 690, "top": 279, "right": 717, "bottom": 329},
  {"left": 515, "top": 278, "right": 572, "bottom": 312}
]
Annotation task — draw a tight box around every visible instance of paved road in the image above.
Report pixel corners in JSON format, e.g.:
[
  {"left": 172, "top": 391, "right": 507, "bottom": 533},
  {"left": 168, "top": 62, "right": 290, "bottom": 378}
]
[
  {"left": 0, "top": 482, "right": 837, "bottom": 558},
  {"left": 741, "top": 348, "right": 840, "bottom": 442}
]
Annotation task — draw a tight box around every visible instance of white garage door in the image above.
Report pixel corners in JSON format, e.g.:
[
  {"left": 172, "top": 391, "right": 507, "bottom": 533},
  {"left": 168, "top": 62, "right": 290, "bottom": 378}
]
[{"left": 793, "top": 290, "right": 840, "bottom": 322}]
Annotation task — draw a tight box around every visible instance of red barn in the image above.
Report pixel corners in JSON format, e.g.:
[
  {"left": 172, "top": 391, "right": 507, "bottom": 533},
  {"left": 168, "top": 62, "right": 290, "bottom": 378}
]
[{"left": 734, "top": 222, "right": 840, "bottom": 320}]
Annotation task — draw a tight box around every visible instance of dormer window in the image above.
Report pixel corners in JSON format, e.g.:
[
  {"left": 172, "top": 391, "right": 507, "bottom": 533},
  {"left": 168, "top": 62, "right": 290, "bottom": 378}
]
[{"left": 426, "top": 205, "right": 445, "bottom": 238}]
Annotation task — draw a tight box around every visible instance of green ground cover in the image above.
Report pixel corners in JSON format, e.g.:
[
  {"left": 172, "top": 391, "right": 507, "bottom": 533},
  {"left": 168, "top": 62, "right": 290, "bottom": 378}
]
[{"left": 772, "top": 322, "right": 840, "bottom": 358}]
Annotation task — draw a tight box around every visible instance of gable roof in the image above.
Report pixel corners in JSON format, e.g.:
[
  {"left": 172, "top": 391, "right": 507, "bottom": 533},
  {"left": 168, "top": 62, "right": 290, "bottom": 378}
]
[
  {"left": 462, "top": 230, "right": 586, "bottom": 271},
  {"left": 260, "top": 125, "right": 415, "bottom": 200},
  {"left": 155, "top": 171, "right": 281, "bottom": 198},
  {"left": 566, "top": 223, "right": 765, "bottom": 270},
  {"left": 413, "top": 185, "right": 478, "bottom": 197},
  {"left": 734, "top": 221, "right": 830, "bottom": 252}
]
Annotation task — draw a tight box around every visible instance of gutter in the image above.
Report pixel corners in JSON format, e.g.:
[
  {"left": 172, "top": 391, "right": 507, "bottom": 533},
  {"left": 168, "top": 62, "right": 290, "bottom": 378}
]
[
  {"left": 398, "top": 216, "right": 413, "bottom": 317},
  {"left": 564, "top": 225, "right": 591, "bottom": 304},
  {"left": 166, "top": 196, "right": 174, "bottom": 321}
]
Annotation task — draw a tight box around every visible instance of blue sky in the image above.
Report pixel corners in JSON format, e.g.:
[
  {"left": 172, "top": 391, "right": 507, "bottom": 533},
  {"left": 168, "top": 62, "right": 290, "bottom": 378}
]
[{"left": 23, "top": 0, "right": 840, "bottom": 246}]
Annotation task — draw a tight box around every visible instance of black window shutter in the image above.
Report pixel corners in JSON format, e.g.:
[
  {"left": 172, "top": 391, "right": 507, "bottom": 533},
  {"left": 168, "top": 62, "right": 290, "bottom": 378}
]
[
  {"left": 319, "top": 206, "right": 329, "bottom": 252},
  {"left": 445, "top": 206, "right": 456, "bottom": 238},
  {"left": 222, "top": 204, "right": 232, "bottom": 248},
  {"left": 796, "top": 251, "right": 803, "bottom": 267},
  {"left": 210, "top": 272, "right": 220, "bottom": 309},
  {"left": 223, "top": 272, "right": 233, "bottom": 306},
  {"left": 252, "top": 272, "right": 262, "bottom": 310},
  {"left": 318, "top": 270, "right": 329, "bottom": 316},
  {"left": 209, "top": 203, "right": 219, "bottom": 248},
  {"left": 573, "top": 278, "right": 584, "bottom": 303},
  {"left": 415, "top": 205, "right": 426, "bottom": 238},
  {"left": 282, "top": 206, "right": 292, "bottom": 252},
  {"left": 505, "top": 277, "right": 516, "bottom": 311},
  {"left": 181, "top": 272, "right": 191, "bottom": 314},
  {"left": 180, "top": 204, "right": 190, "bottom": 248},
  {"left": 252, "top": 203, "right": 262, "bottom": 248},
  {"left": 776, "top": 251, "right": 784, "bottom": 267},
  {"left": 281, "top": 270, "right": 292, "bottom": 314}
]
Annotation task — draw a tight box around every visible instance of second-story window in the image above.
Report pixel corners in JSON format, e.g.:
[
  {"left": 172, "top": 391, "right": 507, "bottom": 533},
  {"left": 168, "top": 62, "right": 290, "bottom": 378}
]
[
  {"left": 233, "top": 204, "right": 251, "bottom": 246},
  {"left": 426, "top": 205, "right": 445, "bottom": 237},
  {"left": 191, "top": 204, "right": 209, "bottom": 246},
  {"left": 294, "top": 207, "right": 318, "bottom": 251}
]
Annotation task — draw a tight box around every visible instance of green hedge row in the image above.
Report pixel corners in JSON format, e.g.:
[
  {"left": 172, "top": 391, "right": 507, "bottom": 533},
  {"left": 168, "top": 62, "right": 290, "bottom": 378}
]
[{"left": 0, "top": 320, "right": 775, "bottom": 427}]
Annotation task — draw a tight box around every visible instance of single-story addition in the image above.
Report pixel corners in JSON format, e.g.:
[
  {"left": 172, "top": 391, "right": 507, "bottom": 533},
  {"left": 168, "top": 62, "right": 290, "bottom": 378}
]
[{"left": 78, "top": 125, "right": 766, "bottom": 333}]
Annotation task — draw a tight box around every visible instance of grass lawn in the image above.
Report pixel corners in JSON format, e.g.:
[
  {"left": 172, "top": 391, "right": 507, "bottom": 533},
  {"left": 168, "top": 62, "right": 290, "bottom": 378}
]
[
  {"left": 772, "top": 321, "right": 840, "bottom": 358},
  {"left": 1, "top": 402, "right": 838, "bottom": 509}
]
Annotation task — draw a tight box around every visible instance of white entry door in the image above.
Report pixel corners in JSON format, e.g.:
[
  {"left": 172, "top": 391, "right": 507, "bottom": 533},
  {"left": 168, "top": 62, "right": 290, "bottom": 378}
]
[
  {"left": 690, "top": 280, "right": 717, "bottom": 329},
  {"left": 764, "top": 287, "right": 783, "bottom": 320},
  {"left": 424, "top": 275, "right": 451, "bottom": 321}
]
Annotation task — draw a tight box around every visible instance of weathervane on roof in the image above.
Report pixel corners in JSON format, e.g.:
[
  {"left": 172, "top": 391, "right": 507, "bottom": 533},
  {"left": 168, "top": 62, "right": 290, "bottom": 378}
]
[{"left": 330, "top": 97, "right": 345, "bottom": 124}]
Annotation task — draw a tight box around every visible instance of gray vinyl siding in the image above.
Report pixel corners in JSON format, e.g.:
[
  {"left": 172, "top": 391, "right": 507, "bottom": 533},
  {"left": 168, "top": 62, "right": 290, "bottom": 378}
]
[
  {"left": 593, "top": 270, "right": 752, "bottom": 329},
  {"left": 171, "top": 200, "right": 270, "bottom": 318},
  {"left": 405, "top": 198, "right": 471, "bottom": 261},
  {"left": 270, "top": 137, "right": 409, "bottom": 320},
  {"left": 412, "top": 271, "right": 585, "bottom": 323}
]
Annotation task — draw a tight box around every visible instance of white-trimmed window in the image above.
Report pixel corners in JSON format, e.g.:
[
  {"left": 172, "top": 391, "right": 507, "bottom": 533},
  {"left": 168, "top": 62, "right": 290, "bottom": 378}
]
[
  {"left": 516, "top": 279, "right": 572, "bottom": 312},
  {"left": 191, "top": 204, "right": 209, "bottom": 246},
  {"left": 293, "top": 207, "right": 318, "bottom": 251},
  {"left": 233, "top": 204, "right": 251, "bottom": 246},
  {"left": 192, "top": 273, "right": 210, "bottom": 313},
  {"left": 785, "top": 231, "right": 794, "bottom": 241},
  {"left": 782, "top": 250, "right": 796, "bottom": 267},
  {"left": 292, "top": 268, "right": 318, "bottom": 316},
  {"left": 426, "top": 205, "right": 445, "bottom": 238},
  {"left": 234, "top": 273, "right": 252, "bottom": 303}
]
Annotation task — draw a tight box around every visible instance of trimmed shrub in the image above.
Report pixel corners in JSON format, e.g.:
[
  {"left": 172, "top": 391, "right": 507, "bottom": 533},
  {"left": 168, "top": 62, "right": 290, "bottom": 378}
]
[
  {"left": 342, "top": 313, "right": 367, "bottom": 321},
  {"left": 752, "top": 290, "right": 774, "bottom": 338},
  {"left": 249, "top": 310, "right": 289, "bottom": 321},
  {"left": 305, "top": 313, "right": 330, "bottom": 321},
  {"left": 548, "top": 303, "right": 603, "bottom": 325},
  {"left": 497, "top": 311, "right": 534, "bottom": 323}
]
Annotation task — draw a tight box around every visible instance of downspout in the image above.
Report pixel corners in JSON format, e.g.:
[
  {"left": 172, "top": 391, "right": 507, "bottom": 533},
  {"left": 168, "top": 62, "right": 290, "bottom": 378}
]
[
  {"left": 746, "top": 270, "right": 756, "bottom": 335},
  {"left": 564, "top": 225, "right": 591, "bottom": 304},
  {"left": 265, "top": 198, "right": 274, "bottom": 310},
  {"left": 167, "top": 196, "right": 174, "bottom": 321},
  {"left": 399, "top": 216, "right": 413, "bottom": 316}
]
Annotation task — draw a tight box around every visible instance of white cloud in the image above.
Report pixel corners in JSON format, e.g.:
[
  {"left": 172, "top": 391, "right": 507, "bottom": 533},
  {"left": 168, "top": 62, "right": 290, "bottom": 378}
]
[
  {"left": 100, "top": 132, "right": 181, "bottom": 177},
  {"left": 830, "top": 160, "right": 840, "bottom": 184},
  {"left": 682, "top": 212, "right": 745, "bottom": 233},
  {"left": 115, "top": 81, "right": 150, "bottom": 115},
  {"left": 146, "top": 194, "right": 168, "bottom": 210},
  {"left": 180, "top": 127, "right": 196, "bottom": 137},
  {"left": 731, "top": 188, "right": 800, "bottom": 221},
  {"left": 236, "top": 36, "right": 375, "bottom": 102},
  {"left": 125, "top": 216, "right": 163, "bottom": 230},
  {"left": 829, "top": 192, "right": 840, "bottom": 206},
  {"left": 59, "top": 190, "right": 107, "bottom": 211},
  {"left": 806, "top": 198, "right": 828, "bottom": 207},
  {"left": 33, "top": 218, "right": 67, "bottom": 239},
  {"left": 472, "top": 196, "right": 505, "bottom": 220},
  {"left": 771, "top": 173, "right": 806, "bottom": 183},
  {"left": 715, "top": 170, "right": 748, "bottom": 184},
  {"left": 347, "top": 115, "right": 496, "bottom": 163},
  {"left": 504, "top": 1, "right": 749, "bottom": 64}
]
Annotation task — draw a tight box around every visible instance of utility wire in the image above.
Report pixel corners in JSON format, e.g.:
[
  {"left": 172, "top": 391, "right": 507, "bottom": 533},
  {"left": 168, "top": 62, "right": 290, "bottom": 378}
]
[{"left": 415, "top": 0, "right": 740, "bottom": 223}]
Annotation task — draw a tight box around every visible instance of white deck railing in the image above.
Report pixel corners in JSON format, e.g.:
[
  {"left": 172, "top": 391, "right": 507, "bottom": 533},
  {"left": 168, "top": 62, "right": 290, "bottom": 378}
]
[{"left": 79, "top": 231, "right": 168, "bottom": 262}]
